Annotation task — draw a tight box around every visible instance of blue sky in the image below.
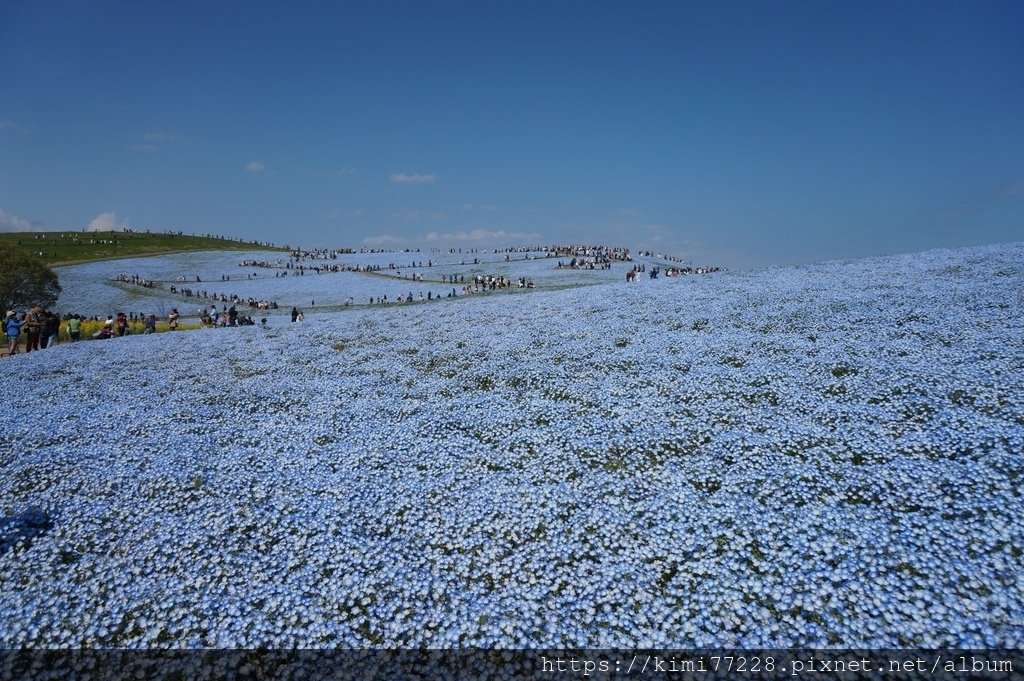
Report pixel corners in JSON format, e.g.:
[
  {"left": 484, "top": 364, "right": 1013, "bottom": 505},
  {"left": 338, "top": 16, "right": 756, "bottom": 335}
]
[{"left": 1, "top": 1, "right": 1022, "bottom": 268}]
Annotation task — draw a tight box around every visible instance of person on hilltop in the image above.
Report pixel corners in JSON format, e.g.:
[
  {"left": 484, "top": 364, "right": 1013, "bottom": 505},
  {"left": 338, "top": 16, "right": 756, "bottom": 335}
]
[
  {"left": 115, "top": 312, "right": 128, "bottom": 337},
  {"left": 144, "top": 315, "right": 157, "bottom": 334},
  {"left": 291, "top": 307, "right": 299, "bottom": 322},
  {"left": 5, "top": 311, "right": 23, "bottom": 355},
  {"left": 168, "top": 308, "right": 180, "bottom": 330}
]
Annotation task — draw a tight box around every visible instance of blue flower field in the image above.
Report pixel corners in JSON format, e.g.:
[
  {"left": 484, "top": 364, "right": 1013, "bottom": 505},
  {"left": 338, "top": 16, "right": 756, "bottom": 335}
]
[{"left": 2, "top": 242, "right": 1022, "bottom": 647}]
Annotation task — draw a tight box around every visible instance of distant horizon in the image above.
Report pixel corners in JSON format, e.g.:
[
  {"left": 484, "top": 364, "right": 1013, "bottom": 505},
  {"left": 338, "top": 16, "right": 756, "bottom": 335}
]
[{"left": 2, "top": 1, "right": 1022, "bottom": 269}]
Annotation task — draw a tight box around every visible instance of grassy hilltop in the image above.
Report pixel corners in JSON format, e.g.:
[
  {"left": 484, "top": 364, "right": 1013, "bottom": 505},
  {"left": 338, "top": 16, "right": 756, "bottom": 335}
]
[{"left": 0, "top": 230, "right": 287, "bottom": 266}]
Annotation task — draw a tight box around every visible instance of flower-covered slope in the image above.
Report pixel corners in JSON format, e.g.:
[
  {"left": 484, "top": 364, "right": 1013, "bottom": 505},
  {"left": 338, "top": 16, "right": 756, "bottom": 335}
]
[
  {"left": 2, "top": 242, "right": 1023, "bottom": 647},
  {"left": 53, "top": 249, "right": 628, "bottom": 315}
]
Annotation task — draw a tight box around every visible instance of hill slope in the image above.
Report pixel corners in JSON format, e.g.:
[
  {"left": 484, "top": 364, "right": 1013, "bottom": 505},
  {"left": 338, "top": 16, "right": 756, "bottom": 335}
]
[
  {"left": 1, "top": 242, "right": 1022, "bottom": 647},
  {"left": 1, "top": 230, "right": 285, "bottom": 266}
]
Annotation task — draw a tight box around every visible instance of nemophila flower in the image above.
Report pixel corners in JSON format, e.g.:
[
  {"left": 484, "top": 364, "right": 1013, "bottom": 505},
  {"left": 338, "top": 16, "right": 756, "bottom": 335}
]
[{"left": 2, "top": 242, "right": 1023, "bottom": 646}]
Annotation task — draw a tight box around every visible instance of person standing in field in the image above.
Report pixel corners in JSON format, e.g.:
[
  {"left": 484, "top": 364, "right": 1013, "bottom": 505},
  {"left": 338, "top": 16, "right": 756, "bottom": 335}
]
[
  {"left": 24, "top": 306, "right": 42, "bottom": 352},
  {"left": 67, "top": 314, "right": 82, "bottom": 342},
  {"left": 44, "top": 312, "right": 60, "bottom": 348},
  {"left": 5, "top": 311, "right": 23, "bottom": 355},
  {"left": 168, "top": 308, "right": 180, "bottom": 330}
]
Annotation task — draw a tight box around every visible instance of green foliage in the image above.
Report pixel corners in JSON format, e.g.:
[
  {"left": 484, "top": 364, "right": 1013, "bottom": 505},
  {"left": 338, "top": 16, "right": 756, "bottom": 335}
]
[
  {"left": 830, "top": 364, "right": 859, "bottom": 378},
  {"left": 0, "top": 249, "right": 61, "bottom": 313}
]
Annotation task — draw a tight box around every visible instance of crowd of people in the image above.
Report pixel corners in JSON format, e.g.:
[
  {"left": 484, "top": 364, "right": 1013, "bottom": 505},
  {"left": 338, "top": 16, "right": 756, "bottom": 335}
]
[
  {"left": 165, "top": 285, "right": 278, "bottom": 310},
  {"left": 2, "top": 301, "right": 271, "bottom": 355},
  {"left": 544, "top": 245, "right": 633, "bottom": 262},
  {"left": 114, "top": 272, "right": 281, "bottom": 311},
  {"left": 201, "top": 304, "right": 260, "bottom": 327},
  {"left": 116, "top": 273, "right": 158, "bottom": 288},
  {"left": 3, "top": 307, "right": 167, "bottom": 353},
  {"left": 556, "top": 258, "right": 614, "bottom": 270},
  {"left": 4, "top": 307, "right": 61, "bottom": 354},
  {"left": 634, "top": 250, "right": 724, "bottom": 274}
]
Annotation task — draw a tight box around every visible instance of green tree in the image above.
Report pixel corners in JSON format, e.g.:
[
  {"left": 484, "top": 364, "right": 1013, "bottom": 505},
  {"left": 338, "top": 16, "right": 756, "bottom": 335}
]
[{"left": 0, "top": 248, "right": 61, "bottom": 313}]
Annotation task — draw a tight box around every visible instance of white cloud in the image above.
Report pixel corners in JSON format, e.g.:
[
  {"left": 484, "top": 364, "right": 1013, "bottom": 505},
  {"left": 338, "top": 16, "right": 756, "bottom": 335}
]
[
  {"left": 0, "top": 208, "right": 34, "bottom": 232},
  {"left": 327, "top": 167, "right": 357, "bottom": 177},
  {"left": 0, "top": 120, "right": 21, "bottom": 132},
  {"left": 85, "top": 212, "right": 130, "bottom": 232},
  {"left": 390, "top": 173, "right": 437, "bottom": 184},
  {"left": 245, "top": 161, "right": 266, "bottom": 173},
  {"left": 363, "top": 233, "right": 409, "bottom": 247}
]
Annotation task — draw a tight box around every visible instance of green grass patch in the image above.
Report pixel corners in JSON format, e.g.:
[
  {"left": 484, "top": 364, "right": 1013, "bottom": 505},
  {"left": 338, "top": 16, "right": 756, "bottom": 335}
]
[{"left": 1, "top": 230, "right": 286, "bottom": 266}]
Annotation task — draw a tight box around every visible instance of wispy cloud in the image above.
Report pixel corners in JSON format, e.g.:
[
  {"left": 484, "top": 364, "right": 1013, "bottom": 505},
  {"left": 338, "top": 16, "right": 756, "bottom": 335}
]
[
  {"left": 0, "top": 120, "right": 23, "bottom": 133},
  {"left": 363, "top": 233, "right": 409, "bottom": 247},
  {"left": 327, "top": 167, "right": 357, "bottom": 177},
  {"left": 143, "top": 131, "right": 191, "bottom": 144},
  {"left": 85, "top": 212, "right": 130, "bottom": 232},
  {"left": 133, "top": 131, "right": 192, "bottom": 152},
  {"left": 424, "top": 228, "right": 541, "bottom": 243},
  {"left": 392, "top": 209, "right": 422, "bottom": 222},
  {"left": 0, "top": 208, "right": 34, "bottom": 232},
  {"left": 390, "top": 173, "right": 437, "bottom": 185},
  {"left": 392, "top": 209, "right": 447, "bottom": 222},
  {"left": 245, "top": 161, "right": 266, "bottom": 173},
  {"left": 997, "top": 180, "right": 1024, "bottom": 198},
  {"left": 364, "top": 228, "right": 542, "bottom": 248},
  {"left": 327, "top": 208, "right": 365, "bottom": 220},
  {"left": 927, "top": 205, "right": 980, "bottom": 221},
  {"left": 463, "top": 203, "right": 501, "bottom": 212}
]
